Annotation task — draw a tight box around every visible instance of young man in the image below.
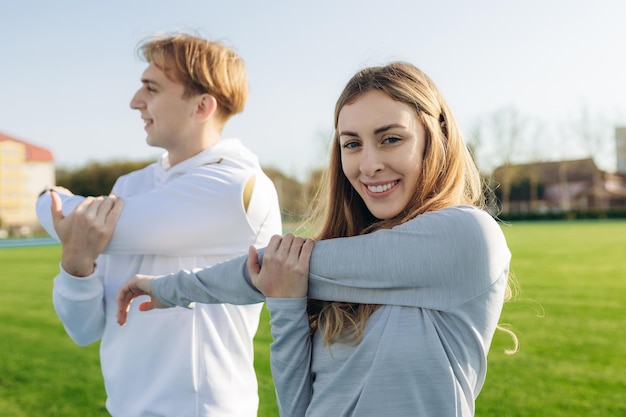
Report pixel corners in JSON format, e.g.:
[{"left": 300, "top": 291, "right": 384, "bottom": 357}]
[{"left": 36, "top": 33, "right": 282, "bottom": 417}]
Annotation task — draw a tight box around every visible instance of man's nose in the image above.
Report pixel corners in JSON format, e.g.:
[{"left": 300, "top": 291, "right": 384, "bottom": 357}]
[{"left": 130, "top": 90, "right": 144, "bottom": 110}]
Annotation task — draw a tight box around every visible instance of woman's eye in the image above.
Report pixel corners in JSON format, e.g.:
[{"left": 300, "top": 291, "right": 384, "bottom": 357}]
[
  {"left": 342, "top": 141, "right": 360, "bottom": 149},
  {"left": 383, "top": 136, "right": 401, "bottom": 144}
]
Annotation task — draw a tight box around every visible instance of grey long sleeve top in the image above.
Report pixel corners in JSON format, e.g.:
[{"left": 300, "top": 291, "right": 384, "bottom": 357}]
[{"left": 151, "top": 205, "right": 511, "bottom": 417}]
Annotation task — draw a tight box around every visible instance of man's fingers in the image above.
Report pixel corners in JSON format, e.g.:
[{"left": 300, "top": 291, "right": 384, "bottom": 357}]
[
  {"left": 105, "top": 196, "right": 124, "bottom": 227},
  {"left": 51, "top": 186, "right": 73, "bottom": 196},
  {"left": 50, "top": 190, "right": 64, "bottom": 225},
  {"left": 76, "top": 195, "right": 123, "bottom": 233},
  {"left": 85, "top": 196, "right": 110, "bottom": 224}
]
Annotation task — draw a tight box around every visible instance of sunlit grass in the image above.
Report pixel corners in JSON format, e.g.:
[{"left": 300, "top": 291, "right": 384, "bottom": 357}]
[
  {"left": 477, "top": 220, "right": 626, "bottom": 417},
  {"left": 1, "top": 220, "right": 625, "bottom": 416},
  {"left": 0, "top": 245, "right": 277, "bottom": 417}
]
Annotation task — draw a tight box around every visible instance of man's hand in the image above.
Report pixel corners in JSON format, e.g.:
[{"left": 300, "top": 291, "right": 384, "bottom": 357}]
[
  {"left": 48, "top": 185, "right": 73, "bottom": 196},
  {"left": 50, "top": 191, "right": 124, "bottom": 277},
  {"left": 116, "top": 274, "right": 167, "bottom": 325},
  {"left": 247, "top": 234, "right": 314, "bottom": 298}
]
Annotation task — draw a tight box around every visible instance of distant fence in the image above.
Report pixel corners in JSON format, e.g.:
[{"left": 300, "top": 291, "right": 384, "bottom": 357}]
[
  {"left": 498, "top": 208, "right": 626, "bottom": 221},
  {"left": 0, "top": 237, "right": 58, "bottom": 248}
]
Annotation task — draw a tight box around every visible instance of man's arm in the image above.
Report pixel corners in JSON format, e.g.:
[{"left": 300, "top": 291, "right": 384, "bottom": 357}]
[
  {"left": 43, "top": 190, "right": 124, "bottom": 346},
  {"left": 36, "top": 164, "right": 276, "bottom": 257}
]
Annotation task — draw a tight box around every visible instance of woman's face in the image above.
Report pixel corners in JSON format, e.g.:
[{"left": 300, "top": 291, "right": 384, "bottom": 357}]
[{"left": 338, "top": 90, "right": 426, "bottom": 220}]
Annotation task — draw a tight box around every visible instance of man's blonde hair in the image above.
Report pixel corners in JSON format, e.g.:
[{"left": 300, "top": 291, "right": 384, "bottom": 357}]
[{"left": 138, "top": 33, "right": 248, "bottom": 128}]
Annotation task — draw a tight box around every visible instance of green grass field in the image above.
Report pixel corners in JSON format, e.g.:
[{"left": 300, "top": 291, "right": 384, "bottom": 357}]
[{"left": 1, "top": 220, "right": 625, "bottom": 416}]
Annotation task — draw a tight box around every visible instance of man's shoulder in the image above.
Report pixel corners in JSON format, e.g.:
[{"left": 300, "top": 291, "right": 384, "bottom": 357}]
[
  {"left": 207, "top": 138, "right": 260, "bottom": 169},
  {"left": 120, "top": 163, "right": 156, "bottom": 180},
  {"left": 189, "top": 141, "right": 261, "bottom": 182},
  {"left": 112, "top": 163, "right": 156, "bottom": 192}
]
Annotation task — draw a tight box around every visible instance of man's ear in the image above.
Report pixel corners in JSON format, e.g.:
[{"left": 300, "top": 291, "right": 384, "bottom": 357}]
[{"left": 194, "top": 94, "right": 218, "bottom": 122}]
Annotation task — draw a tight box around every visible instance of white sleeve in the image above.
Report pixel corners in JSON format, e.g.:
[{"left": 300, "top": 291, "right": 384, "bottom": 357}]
[
  {"left": 36, "top": 164, "right": 278, "bottom": 256},
  {"left": 36, "top": 193, "right": 85, "bottom": 241},
  {"left": 51, "top": 263, "right": 106, "bottom": 346},
  {"left": 105, "top": 168, "right": 253, "bottom": 255}
]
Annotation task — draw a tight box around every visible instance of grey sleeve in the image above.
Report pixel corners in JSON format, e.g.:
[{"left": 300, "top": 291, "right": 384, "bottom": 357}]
[
  {"left": 151, "top": 257, "right": 265, "bottom": 307},
  {"left": 151, "top": 206, "right": 510, "bottom": 311},
  {"left": 266, "top": 298, "right": 312, "bottom": 417},
  {"left": 306, "top": 206, "right": 511, "bottom": 310}
]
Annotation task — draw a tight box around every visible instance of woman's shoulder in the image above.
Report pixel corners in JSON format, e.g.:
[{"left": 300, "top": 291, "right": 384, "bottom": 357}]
[
  {"left": 432, "top": 204, "right": 493, "bottom": 217},
  {"left": 398, "top": 205, "right": 507, "bottom": 249},
  {"left": 406, "top": 205, "right": 499, "bottom": 229}
]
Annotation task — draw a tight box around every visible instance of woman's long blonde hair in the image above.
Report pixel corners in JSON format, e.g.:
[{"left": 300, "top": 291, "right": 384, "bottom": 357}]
[{"left": 308, "top": 62, "right": 513, "bottom": 347}]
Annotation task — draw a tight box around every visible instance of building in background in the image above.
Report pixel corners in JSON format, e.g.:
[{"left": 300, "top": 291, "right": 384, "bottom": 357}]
[
  {"left": 616, "top": 127, "right": 626, "bottom": 174},
  {"left": 0, "top": 132, "right": 55, "bottom": 236},
  {"left": 491, "top": 127, "right": 626, "bottom": 215},
  {"left": 492, "top": 158, "right": 626, "bottom": 214}
]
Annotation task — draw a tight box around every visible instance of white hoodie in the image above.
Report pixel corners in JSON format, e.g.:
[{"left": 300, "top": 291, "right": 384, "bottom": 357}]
[{"left": 37, "top": 138, "right": 282, "bottom": 417}]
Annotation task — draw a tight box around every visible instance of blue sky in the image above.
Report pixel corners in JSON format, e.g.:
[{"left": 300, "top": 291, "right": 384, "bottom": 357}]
[{"left": 1, "top": 0, "right": 625, "bottom": 179}]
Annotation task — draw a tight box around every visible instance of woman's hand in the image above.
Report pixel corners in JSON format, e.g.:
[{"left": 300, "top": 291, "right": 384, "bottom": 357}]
[
  {"left": 116, "top": 274, "right": 167, "bottom": 325},
  {"left": 247, "top": 234, "right": 314, "bottom": 298}
]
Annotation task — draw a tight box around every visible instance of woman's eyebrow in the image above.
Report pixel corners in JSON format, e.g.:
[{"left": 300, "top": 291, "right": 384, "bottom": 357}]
[
  {"left": 339, "top": 123, "right": 407, "bottom": 137},
  {"left": 374, "top": 123, "right": 405, "bottom": 134},
  {"left": 339, "top": 123, "right": 406, "bottom": 137},
  {"left": 339, "top": 130, "right": 359, "bottom": 137}
]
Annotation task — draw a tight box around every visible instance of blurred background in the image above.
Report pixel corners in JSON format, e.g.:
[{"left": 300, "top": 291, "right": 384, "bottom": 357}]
[
  {"left": 1, "top": 0, "right": 626, "bottom": 232},
  {"left": 1, "top": 3, "right": 625, "bottom": 416}
]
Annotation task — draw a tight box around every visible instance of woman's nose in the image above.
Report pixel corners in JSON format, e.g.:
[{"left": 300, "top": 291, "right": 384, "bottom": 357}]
[{"left": 359, "top": 147, "right": 384, "bottom": 177}]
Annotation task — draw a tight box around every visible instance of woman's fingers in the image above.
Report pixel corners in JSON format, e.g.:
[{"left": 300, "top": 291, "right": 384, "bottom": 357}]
[
  {"left": 298, "top": 238, "right": 315, "bottom": 267},
  {"left": 116, "top": 274, "right": 154, "bottom": 325}
]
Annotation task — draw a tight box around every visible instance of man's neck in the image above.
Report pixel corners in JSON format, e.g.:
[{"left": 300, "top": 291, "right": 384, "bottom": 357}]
[{"left": 164, "top": 128, "right": 222, "bottom": 168}]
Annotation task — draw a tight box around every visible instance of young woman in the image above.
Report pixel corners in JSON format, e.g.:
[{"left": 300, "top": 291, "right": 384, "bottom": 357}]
[{"left": 117, "top": 62, "right": 515, "bottom": 417}]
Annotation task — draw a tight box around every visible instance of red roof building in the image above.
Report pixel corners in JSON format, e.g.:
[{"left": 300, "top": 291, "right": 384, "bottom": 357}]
[
  {"left": 0, "top": 132, "right": 55, "bottom": 235},
  {"left": 0, "top": 131, "right": 54, "bottom": 162}
]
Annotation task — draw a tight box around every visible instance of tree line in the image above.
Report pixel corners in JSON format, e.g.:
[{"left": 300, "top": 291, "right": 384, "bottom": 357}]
[
  {"left": 56, "top": 104, "right": 623, "bottom": 222},
  {"left": 55, "top": 160, "right": 321, "bottom": 224}
]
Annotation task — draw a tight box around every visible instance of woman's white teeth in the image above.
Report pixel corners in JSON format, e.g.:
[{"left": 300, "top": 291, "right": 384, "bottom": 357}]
[{"left": 367, "top": 181, "right": 396, "bottom": 193}]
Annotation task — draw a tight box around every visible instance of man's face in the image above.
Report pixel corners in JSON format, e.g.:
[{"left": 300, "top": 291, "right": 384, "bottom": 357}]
[{"left": 130, "top": 64, "right": 198, "bottom": 153}]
